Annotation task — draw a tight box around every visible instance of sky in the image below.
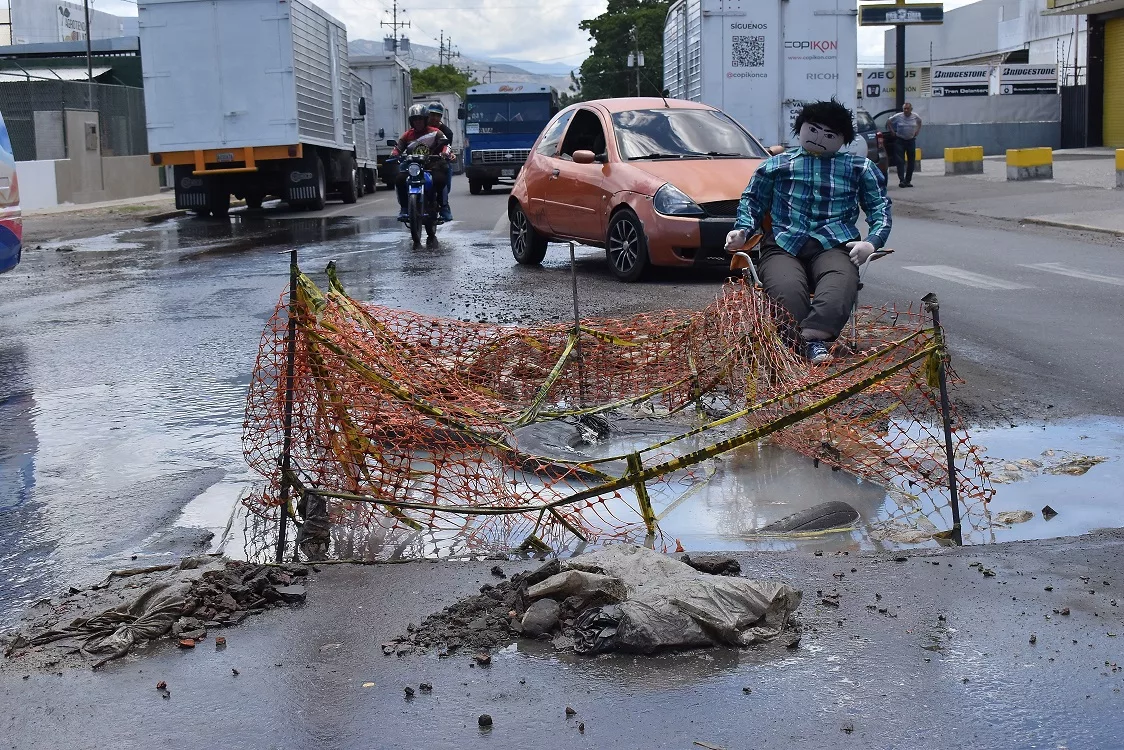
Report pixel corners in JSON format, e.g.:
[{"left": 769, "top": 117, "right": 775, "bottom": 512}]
[{"left": 85, "top": 0, "right": 984, "bottom": 69}]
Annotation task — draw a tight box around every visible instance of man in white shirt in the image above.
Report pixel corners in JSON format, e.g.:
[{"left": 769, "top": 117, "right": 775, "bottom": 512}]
[{"left": 887, "top": 102, "right": 922, "bottom": 188}]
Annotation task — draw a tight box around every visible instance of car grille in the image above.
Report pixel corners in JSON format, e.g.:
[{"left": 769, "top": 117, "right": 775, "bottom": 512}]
[
  {"left": 473, "top": 149, "right": 530, "bottom": 164},
  {"left": 702, "top": 200, "right": 740, "bottom": 218}
]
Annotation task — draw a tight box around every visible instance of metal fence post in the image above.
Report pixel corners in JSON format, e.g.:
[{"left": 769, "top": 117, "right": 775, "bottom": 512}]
[
  {"left": 276, "top": 247, "right": 300, "bottom": 562},
  {"left": 922, "top": 293, "right": 963, "bottom": 546}
]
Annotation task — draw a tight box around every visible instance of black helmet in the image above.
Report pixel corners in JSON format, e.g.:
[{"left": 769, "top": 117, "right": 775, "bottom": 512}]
[{"left": 408, "top": 103, "right": 428, "bottom": 123}]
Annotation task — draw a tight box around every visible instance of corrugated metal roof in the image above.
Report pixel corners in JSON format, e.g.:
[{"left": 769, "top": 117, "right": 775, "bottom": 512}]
[{"left": 0, "top": 66, "right": 112, "bottom": 82}]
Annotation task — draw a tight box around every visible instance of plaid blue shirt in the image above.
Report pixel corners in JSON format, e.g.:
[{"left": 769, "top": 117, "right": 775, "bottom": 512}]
[{"left": 734, "top": 148, "right": 892, "bottom": 255}]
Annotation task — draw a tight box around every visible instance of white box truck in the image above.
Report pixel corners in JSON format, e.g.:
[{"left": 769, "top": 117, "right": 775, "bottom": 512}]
[
  {"left": 138, "top": 0, "right": 368, "bottom": 215},
  {"left": 663, "top": 0, "right": 858, "bottom": 149},
  {"left": 411, "top": 91, "right": 466, "bottom": 174},
  {"left": 350, "top": 53, "right": 412, "bottom": 187},
  {"left": 349, "top": 70, "right": 378, "bottom": 194}
]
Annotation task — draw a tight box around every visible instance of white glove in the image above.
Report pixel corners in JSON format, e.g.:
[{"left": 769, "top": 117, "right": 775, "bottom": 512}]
[
  {"left": 846, "top": 240, "right": 877, "bottom": 267},
  {"left": 725, "top": 229, "right": 749, "bottom": 251}
]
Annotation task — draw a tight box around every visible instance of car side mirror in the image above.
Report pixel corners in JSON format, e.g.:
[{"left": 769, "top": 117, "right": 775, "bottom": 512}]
[
  {"left": 358, "top": 97, "right": 367, "bottom": 117},
  {"left": 457, "top": 107, "right": 466, "bottom": 120},
  {"left": 572, "top": 150, "right": 596, "bottom": 164},
  {"left": 387, "top": 139, "right": 397, "bottom": 147},
  {"left": 767, "top": 145, "right": 786, "bottom": 155}
]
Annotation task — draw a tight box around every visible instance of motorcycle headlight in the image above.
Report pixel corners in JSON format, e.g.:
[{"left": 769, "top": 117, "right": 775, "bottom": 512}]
[
  {"left": 653, "top": 183, "right": 705, "bottom": 217},
  {"left": 407, "top": 163, "right": 422, "bottom": 177}
]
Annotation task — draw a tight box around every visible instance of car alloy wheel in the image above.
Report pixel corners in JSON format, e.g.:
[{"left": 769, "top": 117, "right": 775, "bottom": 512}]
[
  {"left": 509, "top": 204, "right": 548, "bottom": 265},
  {"left": 609, "top": 217, "right": 640, "bottom": 274}
]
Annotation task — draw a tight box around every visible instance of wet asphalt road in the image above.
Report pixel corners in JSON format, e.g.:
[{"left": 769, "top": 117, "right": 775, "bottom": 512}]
[
  {"left": 2, "top": 176, "right": 1124, "bottom": 746},
  {"left": 2, "top": 178, "right": 1124, "bottom": 629}
]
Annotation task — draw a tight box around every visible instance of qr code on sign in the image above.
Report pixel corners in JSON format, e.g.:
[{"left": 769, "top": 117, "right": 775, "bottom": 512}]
[{"left": 732, "top": 35, "right": 765, "bottom": 67}]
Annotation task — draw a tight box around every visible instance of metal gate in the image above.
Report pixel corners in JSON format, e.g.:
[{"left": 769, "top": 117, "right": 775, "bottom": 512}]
[{"left": 1060, "top": 85, "right": 1088, "bottom": 148}]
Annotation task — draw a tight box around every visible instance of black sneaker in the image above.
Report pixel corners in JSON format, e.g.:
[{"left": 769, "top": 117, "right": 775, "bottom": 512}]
[
  {"left": 898, "top": 181, "right": 907, "bottom": 188},
  {"left": 805, "top": 340, "right": 832, "bottom": 364}
]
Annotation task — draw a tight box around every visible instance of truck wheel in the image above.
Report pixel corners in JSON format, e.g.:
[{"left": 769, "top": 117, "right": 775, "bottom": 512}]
[
  {"left": 355, "top": 169, "right": 366, "bottom": 198},
  {"left": 341, "top": 166, "right": 359, "bottom": 204},
  {"left": 469, "top": 178, "right": 482, "bottom": 195},
  {"left": 606, "top": 209, "right": 650, "bottom": 282},
  {"left": 207, "top": 187, "right": 230, "bottom": 218},
  {"left": 483, "top": 182, "right": 494, "bottom": 194},
  {"left": 510, "top": 203, "right": 548, "bottom": 265},
  {"left": 245, "top": 190, "right": 264, "bottom": 211},
  {"left": 310, "top": 155, "right": 327, "bottom": 210}
]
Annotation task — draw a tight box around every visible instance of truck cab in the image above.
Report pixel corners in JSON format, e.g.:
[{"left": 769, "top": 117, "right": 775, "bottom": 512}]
[{"left": 463, "top": 83, "right": 559, "bottom": 194}]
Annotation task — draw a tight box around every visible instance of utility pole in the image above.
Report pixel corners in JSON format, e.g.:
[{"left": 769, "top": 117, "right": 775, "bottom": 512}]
[
  {"left": 627, "top": 26, "right": 645, "bottom": 96},
  {"left": 381, "top": 0, "right": 410, "bottom": 54},
  {"left": 83, "top": 0, "right": 93, "bottom": 81}
]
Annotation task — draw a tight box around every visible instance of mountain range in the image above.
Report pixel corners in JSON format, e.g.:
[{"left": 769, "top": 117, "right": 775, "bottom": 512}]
[{"left": 348, "top": 38, "right": 578, "bottom": 93}]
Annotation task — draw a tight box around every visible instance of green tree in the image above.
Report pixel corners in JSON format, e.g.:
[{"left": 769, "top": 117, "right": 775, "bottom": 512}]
[
  {"left": 560, "top": 70, "right": 584, "bottom": 107},
  {"left": 410, "top": 64, "right": 478, "bottom": 99},
  {"left": 574, "top": 0, "right": 669, "bottom": 101}
]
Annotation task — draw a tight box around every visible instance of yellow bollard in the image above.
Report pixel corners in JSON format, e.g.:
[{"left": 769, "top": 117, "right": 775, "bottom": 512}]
[
  {"left": 944, "top": 146, "right": 984, "bottom": 175},
  {"left": 1006, "top": 147, "right": 1053, "bottom": 181}
]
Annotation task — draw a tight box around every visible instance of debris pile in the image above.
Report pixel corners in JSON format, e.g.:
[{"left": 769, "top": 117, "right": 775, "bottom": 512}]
[
  {"left": 383, "top": 546, "right": 801, "bottom": 657},
  {"left": 1, "top": 556, "right": 309, "bottom": 670}
]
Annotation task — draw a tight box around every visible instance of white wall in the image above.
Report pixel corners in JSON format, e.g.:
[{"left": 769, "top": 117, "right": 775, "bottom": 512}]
[
  {"left": 15, "top": 159, "right": 60, "bottom": 210},
  {"left": 883, "top": 0, "right": 1085, "bottom": 77}
]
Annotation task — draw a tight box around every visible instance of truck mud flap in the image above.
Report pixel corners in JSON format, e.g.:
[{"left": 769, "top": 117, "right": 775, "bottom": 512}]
[
  {"left": 286, "top": 163, "right": 321, "bottom": 204},
  {"left": 173, "top": 165, "right": 207, "bottom": 211}
]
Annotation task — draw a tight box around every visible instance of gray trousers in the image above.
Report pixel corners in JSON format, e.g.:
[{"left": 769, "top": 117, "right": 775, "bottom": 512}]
[{"left": 757, "top": 233, "right": 858, "bottom": 341}]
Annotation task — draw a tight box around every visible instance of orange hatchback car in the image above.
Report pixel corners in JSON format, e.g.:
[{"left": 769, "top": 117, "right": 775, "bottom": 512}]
[{"left": 509, "top": 97, "right": 771, "bottom": 281}]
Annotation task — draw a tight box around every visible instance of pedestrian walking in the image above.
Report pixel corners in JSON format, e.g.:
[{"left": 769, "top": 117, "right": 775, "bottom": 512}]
[{"left": 887, "top": 102, "right": 922, "bottom": 188}]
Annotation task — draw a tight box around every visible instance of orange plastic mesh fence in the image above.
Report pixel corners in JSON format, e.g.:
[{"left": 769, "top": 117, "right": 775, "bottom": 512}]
[{"left": 241, "top": 265, "right": 995, "bottom": 560}]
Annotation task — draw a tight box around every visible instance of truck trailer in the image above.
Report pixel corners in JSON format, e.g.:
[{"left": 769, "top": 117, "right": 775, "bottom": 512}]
[
  {"left": 411, "top": 90, "right": 466, "bottom": 175},
  {"left": 663, "top": 0, "right": 858, "bottom": 149},
  {"left": 138, "top": 0, "right": 367, "bottom": 215},
  {"left": 350, "top": 71, "right": 378, "bottom": 194},
  {"left": 350, "top": 53, "right": 412, "bottom": 188}
]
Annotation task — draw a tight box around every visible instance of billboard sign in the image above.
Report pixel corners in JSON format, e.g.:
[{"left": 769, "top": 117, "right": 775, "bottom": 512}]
[
  {"left": 859, "top": 3, "right": 944, "bottom": 26},
  {"left": 56, "top": 1, "right": 87, "bottom": 42},
  {"left": 860, "top": 67, "right": 923, "bottom": 99},
  {"left": 931, "top": 65, "right": 990, "bottom": 96},
  {"left": 999, "top": 64, "right": 1058, "bottom": 95}
]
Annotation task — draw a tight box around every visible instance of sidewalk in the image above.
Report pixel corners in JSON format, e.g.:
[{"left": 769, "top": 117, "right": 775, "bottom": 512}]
[
  {"left": 23, "top": 190, "right": 179, "bottom": 219},
  {"left": 890, "top": 149, "right": 1124, "bottom": 237}
]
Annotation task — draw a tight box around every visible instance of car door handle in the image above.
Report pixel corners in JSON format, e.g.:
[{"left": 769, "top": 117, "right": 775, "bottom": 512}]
[{"left": 550, "top": 168, "right": 560, "bottom": 179}]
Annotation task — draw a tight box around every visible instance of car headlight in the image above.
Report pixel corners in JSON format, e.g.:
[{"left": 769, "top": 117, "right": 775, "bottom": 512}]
[
  {"left": 407, "top": 163, "right": 422, "bottom": 177},
  {"left": 653, "top": 183, "right": 705, "bottom": 217}
]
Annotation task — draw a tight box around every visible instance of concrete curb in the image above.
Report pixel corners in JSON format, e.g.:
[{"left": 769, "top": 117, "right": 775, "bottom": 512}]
[
  {"left": 143, "top": 209, "right": 189, "bottom": 223},
  {"left": 1020, "top": 216, "right": 1124, "bottom": 237}
]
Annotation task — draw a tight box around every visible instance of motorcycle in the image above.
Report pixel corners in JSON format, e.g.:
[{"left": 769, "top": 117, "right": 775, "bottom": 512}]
[{"left": 393, "top": 132, "right": 450, "bottom": 248}]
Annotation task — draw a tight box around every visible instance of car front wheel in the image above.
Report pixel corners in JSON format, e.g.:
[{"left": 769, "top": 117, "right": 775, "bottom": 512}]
[
  {"left": 510, "top": 203, "right": 548, "bottom": 265},
  {"left": 606, "top": 209, "right": 649, "bottom": 282}
]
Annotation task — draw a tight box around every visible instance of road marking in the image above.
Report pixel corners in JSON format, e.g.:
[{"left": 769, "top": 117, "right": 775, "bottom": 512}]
[
  {"left": 493, "top": 211, "right": 509, "bottom": 235},
  {"left": 1020, "top": 262, "right": 1124, "bottom": 287},
  {"left": 901, "top": 265, "right": 1032, "bottom": 290}
]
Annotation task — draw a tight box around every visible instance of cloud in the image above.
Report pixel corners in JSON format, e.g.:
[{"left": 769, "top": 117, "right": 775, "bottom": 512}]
[{"left": 314, "top": 0, "right": 608, "bottom": 67}]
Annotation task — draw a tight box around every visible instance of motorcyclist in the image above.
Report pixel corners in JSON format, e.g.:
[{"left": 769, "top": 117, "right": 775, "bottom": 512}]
[
  {"left": 391, "top": 103, "right": 451, "bottom": 221},
  {"left": 427, "top": 101, "right": 456, "bottom": 221}
]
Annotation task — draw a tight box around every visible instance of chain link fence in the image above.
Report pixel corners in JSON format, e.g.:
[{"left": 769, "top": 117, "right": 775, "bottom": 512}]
[{"left": 0, "top": 80, "right": 147, "bottom": 161}]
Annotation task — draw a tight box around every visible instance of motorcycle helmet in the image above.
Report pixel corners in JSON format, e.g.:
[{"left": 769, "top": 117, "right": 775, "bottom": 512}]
[
  {"left": 427, "top": 102, "right": 444, "bottom": 117},
  {"left": 408, "top": 103, "right": 428, "bottom": 126}
]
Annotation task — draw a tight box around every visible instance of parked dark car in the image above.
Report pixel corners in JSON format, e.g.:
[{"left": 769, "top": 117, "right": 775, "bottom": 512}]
[{"left": 854, "top": 107, "right": 890, "bottom": 178}]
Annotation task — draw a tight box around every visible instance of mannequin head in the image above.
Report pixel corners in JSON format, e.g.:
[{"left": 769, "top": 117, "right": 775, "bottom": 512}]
[{"left": 792, "top": 98, "right": 856, "bottom": 155}]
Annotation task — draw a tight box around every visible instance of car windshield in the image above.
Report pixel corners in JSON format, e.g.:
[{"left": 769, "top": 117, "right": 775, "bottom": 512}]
[{"left": 612, "top": 109, "right": 768, "bottom": 160}]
